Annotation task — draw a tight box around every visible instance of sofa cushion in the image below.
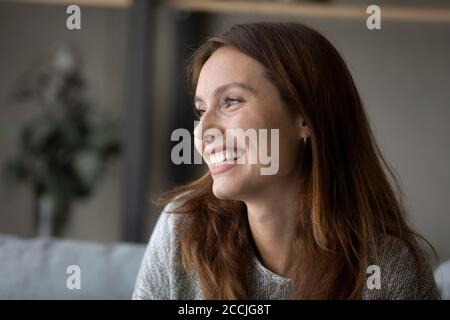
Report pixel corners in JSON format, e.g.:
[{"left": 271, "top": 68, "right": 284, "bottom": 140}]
[
  {"left": 435, "top": 260, "right": 450, "bottom": 300},
  {"left": 0, "top": 234, "right": 145, "bottom": 299}
]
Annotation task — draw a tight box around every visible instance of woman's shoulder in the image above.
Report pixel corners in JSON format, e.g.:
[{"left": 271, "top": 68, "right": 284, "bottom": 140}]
[
  {"left": 373, "top": 234, "right": 431, "bottom": 270},
  {"left": 364, "top": 234, "right": 440, "bottom": 299},
  {"left": 132, "top": 201, "right": 198, "bottom": 299},
  {"left": 150, "top": 201, "right": 191, "bottom": 249}
]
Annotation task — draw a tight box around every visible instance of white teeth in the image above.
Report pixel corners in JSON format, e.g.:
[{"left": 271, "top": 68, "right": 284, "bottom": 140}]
[
  {"left": 208, "top": 149, "right": 245, "bottom": 166},
  {"left": 225, "top": 150, "right": 233, "bottom": 161},
  {"left": 211, "top": 152, "right": 225, "bottom": 165}
]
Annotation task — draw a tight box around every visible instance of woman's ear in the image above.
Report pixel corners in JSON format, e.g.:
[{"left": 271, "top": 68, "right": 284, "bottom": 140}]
[{"left": 297, "top": 116, "right": 311, "bottom": 140}]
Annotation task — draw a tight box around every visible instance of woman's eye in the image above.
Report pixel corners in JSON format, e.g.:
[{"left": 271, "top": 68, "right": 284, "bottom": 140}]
[
  {"left": 194, "top": 107, "right": 206, "bottom": 118},
  {"left": 224, "top": 97, "right": 241, "bottom": 106}
]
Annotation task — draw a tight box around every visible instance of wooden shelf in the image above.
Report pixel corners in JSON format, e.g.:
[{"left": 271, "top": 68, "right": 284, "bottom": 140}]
[
  {"left": 163, "top": 0, "right": 450, "bottom": 23},
  {"left": 12, "top": 0, "right": 450, "bottom": 23},
  {"left": 15, "top": 0, "right": 130, "bottom": 8}
]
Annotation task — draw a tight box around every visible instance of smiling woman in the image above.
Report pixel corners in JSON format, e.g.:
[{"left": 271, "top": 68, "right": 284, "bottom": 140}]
[{"left": 132, "top": 22, "right": 440, "bottom": 300}]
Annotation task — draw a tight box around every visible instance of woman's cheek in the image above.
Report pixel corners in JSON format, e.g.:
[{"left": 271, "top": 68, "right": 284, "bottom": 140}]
[{"left": 194, "top": 138, "right": 203, "bottom": 160}]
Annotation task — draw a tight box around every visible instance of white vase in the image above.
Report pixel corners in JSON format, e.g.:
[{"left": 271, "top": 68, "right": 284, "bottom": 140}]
[{"left": 36, "top": 193, "right": 55, "bottom": 238}]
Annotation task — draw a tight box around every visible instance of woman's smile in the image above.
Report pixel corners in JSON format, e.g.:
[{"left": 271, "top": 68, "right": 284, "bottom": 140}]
[{"left": 206, "top": 148, "right": 245, "bottom": 175}]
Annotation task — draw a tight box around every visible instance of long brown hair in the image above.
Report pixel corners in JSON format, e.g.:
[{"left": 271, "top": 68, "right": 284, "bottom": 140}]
[{"left": 157, "top": 22, "right": 430, "bottom": 299}]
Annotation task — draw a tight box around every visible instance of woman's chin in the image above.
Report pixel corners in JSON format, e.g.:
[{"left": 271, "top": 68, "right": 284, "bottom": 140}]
[
  {"left": 210, "top": 166, "right": 257, "bottom": 200},
  {"left": 211, "top": 178, "right": 243, "bottom": 200},
  {"left": 212, "top": 184, "right": 235, "bottom": 200}
]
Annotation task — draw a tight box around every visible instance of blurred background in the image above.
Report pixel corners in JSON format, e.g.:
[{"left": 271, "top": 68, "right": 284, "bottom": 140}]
[{"left": 0, "top": 0, "right": 449, "bottom": 299}]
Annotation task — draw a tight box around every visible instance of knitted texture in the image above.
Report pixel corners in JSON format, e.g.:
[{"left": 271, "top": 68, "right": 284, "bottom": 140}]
[{"left": 132, "top": 203, "right": 440, "bottom": 300}]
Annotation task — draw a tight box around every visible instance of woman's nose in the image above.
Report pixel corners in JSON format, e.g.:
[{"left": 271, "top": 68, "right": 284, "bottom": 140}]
[{"left": 193, "top": 109, "right": 222, "bottom": 143}]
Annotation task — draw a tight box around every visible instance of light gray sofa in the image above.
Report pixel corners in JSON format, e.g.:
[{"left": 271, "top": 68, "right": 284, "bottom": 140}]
[
  {"left": 0, "top": 234, "right": 146, "bottom": 299},
  {"left": 435, "top": 260, "right": 450, "bottom": 299},
  {"left": 0, "top": 234, "right": 448, "bottom": 299}
]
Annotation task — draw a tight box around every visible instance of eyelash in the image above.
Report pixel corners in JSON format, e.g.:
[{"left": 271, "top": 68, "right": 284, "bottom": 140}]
[
  {"left": 194, "top": 97, "right": 242, "bottom": 118},
  {"left": 224, "top": 97, "right": 241, "bottom": 106}
]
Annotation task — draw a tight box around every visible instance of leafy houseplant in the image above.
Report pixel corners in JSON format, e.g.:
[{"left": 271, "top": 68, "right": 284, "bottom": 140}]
[{"left": 2, "top": 45, "right": 120, "bottom": 237}]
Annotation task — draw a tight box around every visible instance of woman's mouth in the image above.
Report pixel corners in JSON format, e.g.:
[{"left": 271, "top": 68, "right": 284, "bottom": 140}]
[{"left": 207, "top": 149, "right": 245, "bottom": 175}]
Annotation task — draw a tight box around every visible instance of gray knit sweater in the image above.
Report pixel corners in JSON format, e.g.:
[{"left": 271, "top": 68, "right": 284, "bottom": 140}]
[{"left": 132, "top": 203, "right": 440, "bottom": 300}]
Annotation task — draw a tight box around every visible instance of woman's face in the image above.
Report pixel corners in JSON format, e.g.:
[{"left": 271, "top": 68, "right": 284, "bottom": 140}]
[{"left": 194, "top": 46, "right": 306, "bottom": 201}]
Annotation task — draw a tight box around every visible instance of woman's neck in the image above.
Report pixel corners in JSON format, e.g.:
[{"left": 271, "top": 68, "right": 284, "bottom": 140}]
[{"left": 244, "top": 179, "right": 300, "bottom": 278}]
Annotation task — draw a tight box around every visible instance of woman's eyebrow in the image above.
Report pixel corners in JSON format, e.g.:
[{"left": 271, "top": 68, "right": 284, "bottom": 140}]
[{"left": 194, "top": 82, "right": 257, "bottom": 104}]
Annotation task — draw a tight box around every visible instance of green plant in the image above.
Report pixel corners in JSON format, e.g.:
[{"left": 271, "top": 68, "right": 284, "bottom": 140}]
[{"left": 2, "top": 45, "right": 120, "bottom": 236}]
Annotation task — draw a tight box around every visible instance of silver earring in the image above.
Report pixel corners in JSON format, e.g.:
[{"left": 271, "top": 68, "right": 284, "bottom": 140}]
[{"left": 303, "top": 136, "right": 308, "bottom": 144}]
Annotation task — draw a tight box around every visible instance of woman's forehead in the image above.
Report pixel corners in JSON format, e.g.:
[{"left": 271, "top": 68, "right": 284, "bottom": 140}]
[{"left": 196, "top": 47, "right": 266, "bottom": 97}]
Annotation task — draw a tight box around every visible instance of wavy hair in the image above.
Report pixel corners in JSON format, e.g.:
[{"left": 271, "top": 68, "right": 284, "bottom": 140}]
[{"left": 156, "top": 22, "right": 432, "bottom": 299}]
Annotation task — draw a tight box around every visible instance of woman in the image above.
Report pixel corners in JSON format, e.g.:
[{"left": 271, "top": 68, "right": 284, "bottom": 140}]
[{"left": 132, "top": 22, "right": 440, "bottom": 299}]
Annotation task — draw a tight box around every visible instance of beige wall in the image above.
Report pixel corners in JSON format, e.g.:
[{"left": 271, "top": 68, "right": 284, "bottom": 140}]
[
  {"left": 0, "top": 2, "right": 182, "bottom": 243},
  {"left": 0, "top": 3, "right": 127, "bottom": 242}
]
